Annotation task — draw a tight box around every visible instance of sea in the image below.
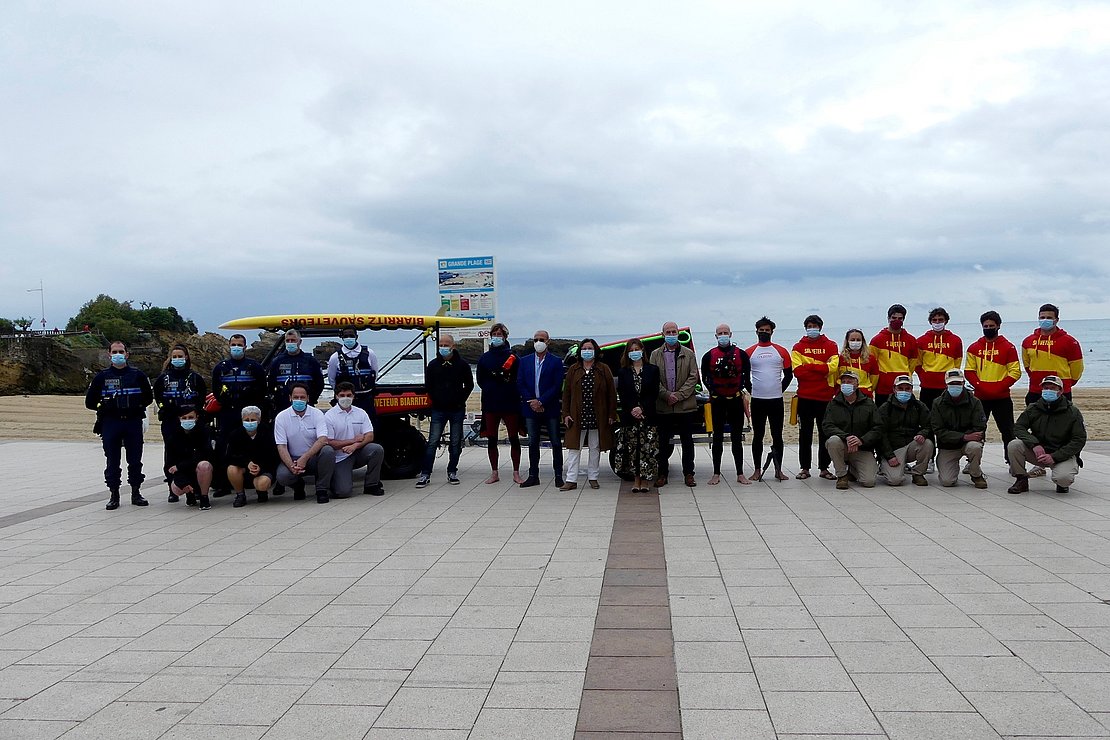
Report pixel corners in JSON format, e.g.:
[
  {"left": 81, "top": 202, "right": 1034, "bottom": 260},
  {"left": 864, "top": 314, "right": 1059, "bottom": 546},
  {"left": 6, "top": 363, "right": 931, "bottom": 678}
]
[{"left": 306, "top": 318, "right": 1110, "bottom": 389}]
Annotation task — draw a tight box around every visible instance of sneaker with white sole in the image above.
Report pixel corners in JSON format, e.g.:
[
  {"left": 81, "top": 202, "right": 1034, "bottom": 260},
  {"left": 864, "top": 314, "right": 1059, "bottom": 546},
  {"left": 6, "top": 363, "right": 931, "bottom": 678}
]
[
  {"left": 415, "top": 474, "right": 430, "bottom": 489},
  {"left": 447, "top": 473, "right": 460, "bottom": 485}
]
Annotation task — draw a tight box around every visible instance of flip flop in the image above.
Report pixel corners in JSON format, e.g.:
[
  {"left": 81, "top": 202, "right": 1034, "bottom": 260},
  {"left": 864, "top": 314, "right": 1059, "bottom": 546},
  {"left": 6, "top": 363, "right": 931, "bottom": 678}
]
[
  {"left": 796, "top": 471, "right": 811, "bottom": 480},
  {"left": 819, "top": 470, "right": 836, "bottom": 480}
]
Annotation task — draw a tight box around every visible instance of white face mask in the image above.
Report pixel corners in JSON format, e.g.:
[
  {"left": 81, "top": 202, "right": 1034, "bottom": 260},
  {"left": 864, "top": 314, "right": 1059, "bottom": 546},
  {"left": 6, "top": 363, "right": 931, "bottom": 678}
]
[
  {"left": 337, "top": 396, "right": 354, "bottom": 410},
  {"left": 848, "top": 340, "right": 862, "bottom": 351},
  {"left": 533, "top": 341, "right": 547, "bottom": 354},
  {"left": 931, "top": 321, "right": 946, "bottom": 332}
]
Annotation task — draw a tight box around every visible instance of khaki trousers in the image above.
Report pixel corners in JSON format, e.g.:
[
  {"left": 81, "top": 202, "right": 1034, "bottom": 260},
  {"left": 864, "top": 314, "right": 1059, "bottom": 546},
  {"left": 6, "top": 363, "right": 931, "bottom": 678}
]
[
  {"left": 937, "top": 442, "right": 982, "bottom": 486},
  {"left": 826, "top": 437, "right": 878, "bottom": 486},
  {"left": 1006, "top": 439, "right": 1079, "bottom": 486},
  {"left": 881, "top": 439, "right": 935, "bottom": 485}
]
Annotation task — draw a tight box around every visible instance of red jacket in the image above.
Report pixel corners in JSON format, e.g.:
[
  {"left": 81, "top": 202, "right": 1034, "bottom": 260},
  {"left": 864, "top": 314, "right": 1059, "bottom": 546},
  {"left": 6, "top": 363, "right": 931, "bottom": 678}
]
[{"left": 791, "top": 336, "right": 838, "bottom": 401}]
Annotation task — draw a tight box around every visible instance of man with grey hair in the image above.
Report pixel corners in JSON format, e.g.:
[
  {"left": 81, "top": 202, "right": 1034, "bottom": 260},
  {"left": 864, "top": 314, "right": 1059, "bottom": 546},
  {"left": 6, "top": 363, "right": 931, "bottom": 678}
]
[
  {"left": 267, "top": 328, "right": 324, "bottom": 414},
  {"left": 651, "top": 321, "right": 700, "bottom": 487},
  {"left": 416, "top": 333, "right": 474, "bottom": 489}
]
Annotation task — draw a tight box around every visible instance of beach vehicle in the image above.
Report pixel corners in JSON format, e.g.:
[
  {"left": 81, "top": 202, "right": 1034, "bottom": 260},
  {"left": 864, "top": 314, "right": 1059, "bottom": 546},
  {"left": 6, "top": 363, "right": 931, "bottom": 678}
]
[
  {"left": 219, "top": 313, "right": 488, "bottom": 479},
  {"left": 563, "top": 327, "right": 710, "bottom": 480}
]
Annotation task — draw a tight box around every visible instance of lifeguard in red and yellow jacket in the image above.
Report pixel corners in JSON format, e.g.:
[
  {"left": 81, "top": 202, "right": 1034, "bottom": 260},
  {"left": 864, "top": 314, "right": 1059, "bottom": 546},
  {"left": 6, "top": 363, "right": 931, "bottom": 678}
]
[
  {"left": 1022, "top": 303, "right": 1083, "bottom": 404},
  {"left": 915, "top": 307, "right": 963, "bottom": 410},
  {"left": 965, "top": 310, "right": 1022, "bottom": 463},
  {"left": 869, "top": 304, "right": 920, "bottom": 402}
]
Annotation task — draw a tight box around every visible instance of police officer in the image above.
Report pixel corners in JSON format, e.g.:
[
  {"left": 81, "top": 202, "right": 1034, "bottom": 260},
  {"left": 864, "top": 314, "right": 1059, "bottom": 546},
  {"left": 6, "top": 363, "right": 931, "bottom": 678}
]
[
  {"left": 267, "top": 329, "right": 324, "bottom": 414},
  {"left": 85, "top": 340, "right": 154, "bottom": 510},
  {"left": 152, "top": 344, "right": 207, "bottom": 500},
  {"left": 211, "top": 334, "right": 268, "bottom": 495},
  {"left": 327, "top": 328, "right": 379, "bottom": 416}
]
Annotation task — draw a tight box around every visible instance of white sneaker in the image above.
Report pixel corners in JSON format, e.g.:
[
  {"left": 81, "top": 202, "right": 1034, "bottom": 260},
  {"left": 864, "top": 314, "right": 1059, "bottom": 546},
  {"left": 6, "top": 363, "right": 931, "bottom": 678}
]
[
  {"left": 1029, "top": 466, "right": 1046, "bottom": 478},
  {"left": 927, "top": 460, "right": 936, "bottom": 474}
]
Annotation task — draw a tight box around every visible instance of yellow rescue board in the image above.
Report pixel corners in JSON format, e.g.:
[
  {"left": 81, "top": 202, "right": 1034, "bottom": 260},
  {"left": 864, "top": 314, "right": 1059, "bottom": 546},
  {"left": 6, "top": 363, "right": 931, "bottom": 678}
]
[{"left": 219, "top": 314, "right": 488, "bottom": 331}]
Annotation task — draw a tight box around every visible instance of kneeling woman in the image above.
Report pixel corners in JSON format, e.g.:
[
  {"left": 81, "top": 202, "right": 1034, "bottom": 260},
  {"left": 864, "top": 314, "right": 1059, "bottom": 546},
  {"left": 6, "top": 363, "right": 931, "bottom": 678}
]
[
  {"left": 166, "top": 405, "right": 214, "bottom": 510},
  {"left": 560, "top": 338, "right": 618, "bottom": 490},
  {"left": 226, "top": 406, "right": 278, "bottom": 507}
]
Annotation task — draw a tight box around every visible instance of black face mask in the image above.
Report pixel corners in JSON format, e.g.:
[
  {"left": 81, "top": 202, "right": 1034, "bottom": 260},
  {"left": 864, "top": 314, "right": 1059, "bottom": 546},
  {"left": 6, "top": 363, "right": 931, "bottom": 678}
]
[
  {"left": 757, "top": 331, "right": 772, "bottom": 343},
  {"left": 983, "top": 328, "right": 999, "bottom": 340}
]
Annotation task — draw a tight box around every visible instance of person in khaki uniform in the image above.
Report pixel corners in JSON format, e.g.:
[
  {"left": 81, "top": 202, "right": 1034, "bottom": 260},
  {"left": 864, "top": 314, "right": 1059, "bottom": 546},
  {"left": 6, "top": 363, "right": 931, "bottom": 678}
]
[
  {"left": 877, "top": 375, "right": 934, "bottom": 486},
  {"left": 822, "top": 368, "right": 882, "bottom": 490},
  {"left": 650, "top": 321, "right": 701, "bottom": 488},
  {"left": 1006, "top": 375, "right": 1086, "bottom": 494},
  {"left": 930, "top": 369, "right": 988, "bottom": 488}
]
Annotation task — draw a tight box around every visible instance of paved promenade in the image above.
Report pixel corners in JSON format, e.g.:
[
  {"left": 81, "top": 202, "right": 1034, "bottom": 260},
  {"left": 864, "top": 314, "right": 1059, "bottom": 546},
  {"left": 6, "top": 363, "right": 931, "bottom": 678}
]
[{"left": 3, "top": 439, "right": 1110, "bottom": 738}]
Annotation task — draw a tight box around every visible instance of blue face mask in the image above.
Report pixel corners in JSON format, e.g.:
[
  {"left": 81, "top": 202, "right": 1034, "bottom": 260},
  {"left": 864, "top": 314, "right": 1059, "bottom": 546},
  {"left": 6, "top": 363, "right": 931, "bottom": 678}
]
[
  {"left": 242, "top": 420, "right": 259, "bottom": 433},
  {"left": 664, "top": 335, "right": 679, "bottom": 347},
  {"left": 229, "top": 346, "right": 245, "bottom": 359},
  {"left": 181, "top": 419, "right": 197, "bottom": 431},
  {"left": 580, "top": 349, "right": 595, "bottom": 361},
  {"left": 840, "top": 383, "right": 855, "bottom": 396},
  {"left": 291, "top": 399, "right": 308, "bottom": 413},
  {"left": 285, "top": 342, "right": 299, "bottom": 354},
  {"left": 895, "top": 390, "right": 912, "bottom": 403},
  {"left": 947, "top": 385, "right": 964, "bottom": 398},
  {"left": 490, "top": 336, "right": 505, "bottom": 347},
  {"left": 438, "top": 346, "right": 452, "bottom": 358},
  {"left": 1041, "top": 389, "right": 1060, "bottom": 403},
  {"left": 628, "top": 350, "right": 643, "bottom": 362},
  {"left": 1039, "top": 318, "right": 1055, "bottom": 331},
  {"left": 110, "top": 353, "right": 127, "bottom": 367},
  {"left": 806, "top": 328, "right": 821, "bottom": 340},
  {"left": 717, "top": 335, "right": 730, "bottom": 347},
  {"left": 342, "top": 338, "right": 357, "bottom": 350},
  {"left": 171, "top": 358, "right": 186, "bottom": 369}
]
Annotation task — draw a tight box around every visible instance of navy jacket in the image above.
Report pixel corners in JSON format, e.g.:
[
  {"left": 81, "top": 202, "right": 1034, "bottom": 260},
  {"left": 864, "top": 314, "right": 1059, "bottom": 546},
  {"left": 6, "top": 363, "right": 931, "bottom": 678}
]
[
  {"left": 477, "top": 346, "right": 522, "bottom": 414},
  {"left": 516, "top": 351, "right": 565, "bottom": 418}
]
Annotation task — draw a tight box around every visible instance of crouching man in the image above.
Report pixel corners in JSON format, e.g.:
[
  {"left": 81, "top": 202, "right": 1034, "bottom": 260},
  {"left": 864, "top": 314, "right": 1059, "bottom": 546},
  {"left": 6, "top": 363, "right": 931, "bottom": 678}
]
[
  {"left": 274, "top": 383, "right": 335, "bottom": 503},
  {"left": 324, "top": 382, "right": 386, "bottom": 497},
  {"left": 823, "top": 368, "right": 882, "bottom": 490},
  {"left": 226, "top": 405, "right": 278, "bottom": 507},
  {"left": 930, "top": 369, "right": 989, "bottom": 489},
  {"left": 878, "top": 375, "right": 935, "bottom": 486},
  {"left": 1007, "top": 375, "right": 1086, "bottom": 494}
]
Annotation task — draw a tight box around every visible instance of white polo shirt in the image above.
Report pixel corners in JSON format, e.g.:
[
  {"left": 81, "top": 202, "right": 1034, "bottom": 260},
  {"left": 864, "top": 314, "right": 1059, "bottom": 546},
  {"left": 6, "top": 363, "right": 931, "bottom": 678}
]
[
  {"left": 323, "top": 405, "right": 374, "bottom": 463},
  {"left": 274, "top": 405, "right": 327, "bottom": 458}
]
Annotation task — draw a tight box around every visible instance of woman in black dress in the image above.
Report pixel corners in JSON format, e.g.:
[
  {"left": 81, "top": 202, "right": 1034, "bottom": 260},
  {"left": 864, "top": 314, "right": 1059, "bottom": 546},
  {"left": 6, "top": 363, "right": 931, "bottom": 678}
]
[{"left": 614, "top": 339, "right": 661, "bottom": 492}]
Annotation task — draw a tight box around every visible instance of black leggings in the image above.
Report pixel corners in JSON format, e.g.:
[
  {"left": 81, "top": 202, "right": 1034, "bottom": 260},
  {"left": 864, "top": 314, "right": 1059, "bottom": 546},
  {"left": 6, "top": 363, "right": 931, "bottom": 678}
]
[
  {"left": 710, "top": 396, "right": 745, "bottom": 475},
  {"left": 750, "top": 397, "right": 785, "bottom": 473},
  {"left": 795, "top": 397, "right": 829, "bottom": 471}
]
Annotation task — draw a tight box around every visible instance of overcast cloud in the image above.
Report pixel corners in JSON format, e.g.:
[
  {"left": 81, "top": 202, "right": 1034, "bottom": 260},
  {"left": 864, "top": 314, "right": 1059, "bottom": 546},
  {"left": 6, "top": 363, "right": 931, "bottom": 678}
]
[{"left": 2, "top": 0, "right": 1109, "bottom": 338}]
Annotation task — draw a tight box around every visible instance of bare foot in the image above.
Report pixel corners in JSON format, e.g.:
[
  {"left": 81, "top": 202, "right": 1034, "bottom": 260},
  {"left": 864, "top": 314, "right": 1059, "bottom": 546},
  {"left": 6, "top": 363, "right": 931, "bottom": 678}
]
[
  {"left": 708, "top": 474, "right": 721, "bottom": 485},
  {"left": 737, "top": 474, "right": 752, "bottom": 485},
  {"left": 512, "top": 471, "right": 523, "bottom": 484},
  {"left": 775, "top": 470, "right": 789, "bottom": 481},
  {"left": 484, "top": 472, "right": 499, "bottom": 484}
]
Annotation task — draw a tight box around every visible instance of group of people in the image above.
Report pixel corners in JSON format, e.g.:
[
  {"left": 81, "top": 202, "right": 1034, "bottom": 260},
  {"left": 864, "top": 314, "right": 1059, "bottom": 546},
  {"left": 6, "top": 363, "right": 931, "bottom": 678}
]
[
  {"left": 85, "top": 328, "right": 385, "bottom": 510},
  {"left": 87, "top": 302, "right": 1089, "bottom": 511},
  {"left": 450, "top": 304, "right": 1086, "bottom": 496}
]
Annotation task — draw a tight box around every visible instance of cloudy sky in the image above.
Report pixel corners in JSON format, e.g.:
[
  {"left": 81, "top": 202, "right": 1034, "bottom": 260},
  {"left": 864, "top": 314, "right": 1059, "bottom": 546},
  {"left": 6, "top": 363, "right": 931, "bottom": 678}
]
[{"left": 2, "top": 0, "right": 1109, "bottom": 339}]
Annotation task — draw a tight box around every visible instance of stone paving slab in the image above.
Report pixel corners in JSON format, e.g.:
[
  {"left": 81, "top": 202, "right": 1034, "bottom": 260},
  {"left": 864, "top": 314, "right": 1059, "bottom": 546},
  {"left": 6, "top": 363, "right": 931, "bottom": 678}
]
[{"left": 3, "top": 441, "right": 1110, "bottom": 736}]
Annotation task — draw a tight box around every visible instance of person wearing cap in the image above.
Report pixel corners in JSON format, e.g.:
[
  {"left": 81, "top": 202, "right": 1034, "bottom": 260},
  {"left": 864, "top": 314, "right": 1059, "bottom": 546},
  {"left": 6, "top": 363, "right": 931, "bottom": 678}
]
[
  {"left": 822, "top": 368, "right": 882, "bottom": 490},
  {"left": 877, "top": 375, "right": 934, "bottom": 486},
  {"left": 929, "top": 369, "right": 989, "bottom": 489},
  {"left": 791, "top": 314, "right": 839, "bottom": 480},
  {"left": 869, "top": 304, "right": 920, "bottom": 406},
  {"left": 327, "top": 328, "right": 379, "bottom": 416},
  {"left": 1006, "top": 375, "right": 1086, "bottom": 494},
  {"left": 1021, "top": 303, "right": 1084, "bottom": 406}
]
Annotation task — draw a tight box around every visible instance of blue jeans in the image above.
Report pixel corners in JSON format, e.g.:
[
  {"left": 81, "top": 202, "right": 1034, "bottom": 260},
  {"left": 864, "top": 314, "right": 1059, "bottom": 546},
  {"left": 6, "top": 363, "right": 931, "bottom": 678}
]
[
  {"left": 525, "top": 414, "right": 564, "bottom": 480},
  {"left": 422, "top": 410, "right": 465, "bottom": 476}
]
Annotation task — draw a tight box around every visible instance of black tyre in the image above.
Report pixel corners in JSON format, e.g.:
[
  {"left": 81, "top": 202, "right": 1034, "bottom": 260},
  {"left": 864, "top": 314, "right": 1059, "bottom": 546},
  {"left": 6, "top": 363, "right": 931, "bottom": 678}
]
[{"left": 382, "top": 421, "right": 426, "bottom": 480}]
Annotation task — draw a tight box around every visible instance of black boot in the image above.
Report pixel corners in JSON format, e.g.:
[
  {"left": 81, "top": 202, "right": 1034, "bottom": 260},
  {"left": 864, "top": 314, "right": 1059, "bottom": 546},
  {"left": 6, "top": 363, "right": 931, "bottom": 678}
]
[
  {"left": 131, "top": 486, "right": 149, "bottom": 507},
  {"left": 292, "top": 481, "right": 306, "bottom": 501},
  {"left": 106, "top": 488, "right": 120, "bottom": 511},
  {"left": 256, "top": 490, "right": 268, "bottom": 503},
  {"left": 233, "top": 492, "right": 247, "bottom": 508}
]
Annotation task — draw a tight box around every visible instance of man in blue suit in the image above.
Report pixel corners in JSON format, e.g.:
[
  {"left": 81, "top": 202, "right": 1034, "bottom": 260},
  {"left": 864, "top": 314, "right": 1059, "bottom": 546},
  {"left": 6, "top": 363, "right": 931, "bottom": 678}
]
[{"left": 517, "top": 329, "right": 565, "bottom": 488}]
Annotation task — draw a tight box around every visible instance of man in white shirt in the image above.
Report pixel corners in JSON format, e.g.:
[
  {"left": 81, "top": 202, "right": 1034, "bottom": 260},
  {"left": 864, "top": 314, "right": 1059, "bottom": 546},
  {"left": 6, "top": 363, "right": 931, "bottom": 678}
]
[
  {"left": 324, "top": 382, "right": 386, "bottom": 497},
  {"left": 274, "top": 383, "right": 336, "bottom": 503},
  {"left": 745, "top": 316, "right": 795, "bottom": 481}
]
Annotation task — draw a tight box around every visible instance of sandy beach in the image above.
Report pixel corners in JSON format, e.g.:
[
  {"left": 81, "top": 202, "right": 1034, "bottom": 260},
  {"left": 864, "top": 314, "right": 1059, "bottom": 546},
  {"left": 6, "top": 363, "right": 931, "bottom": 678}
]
[{"left": 4, "top": 389, "right": 1110, "bottom": 442}]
